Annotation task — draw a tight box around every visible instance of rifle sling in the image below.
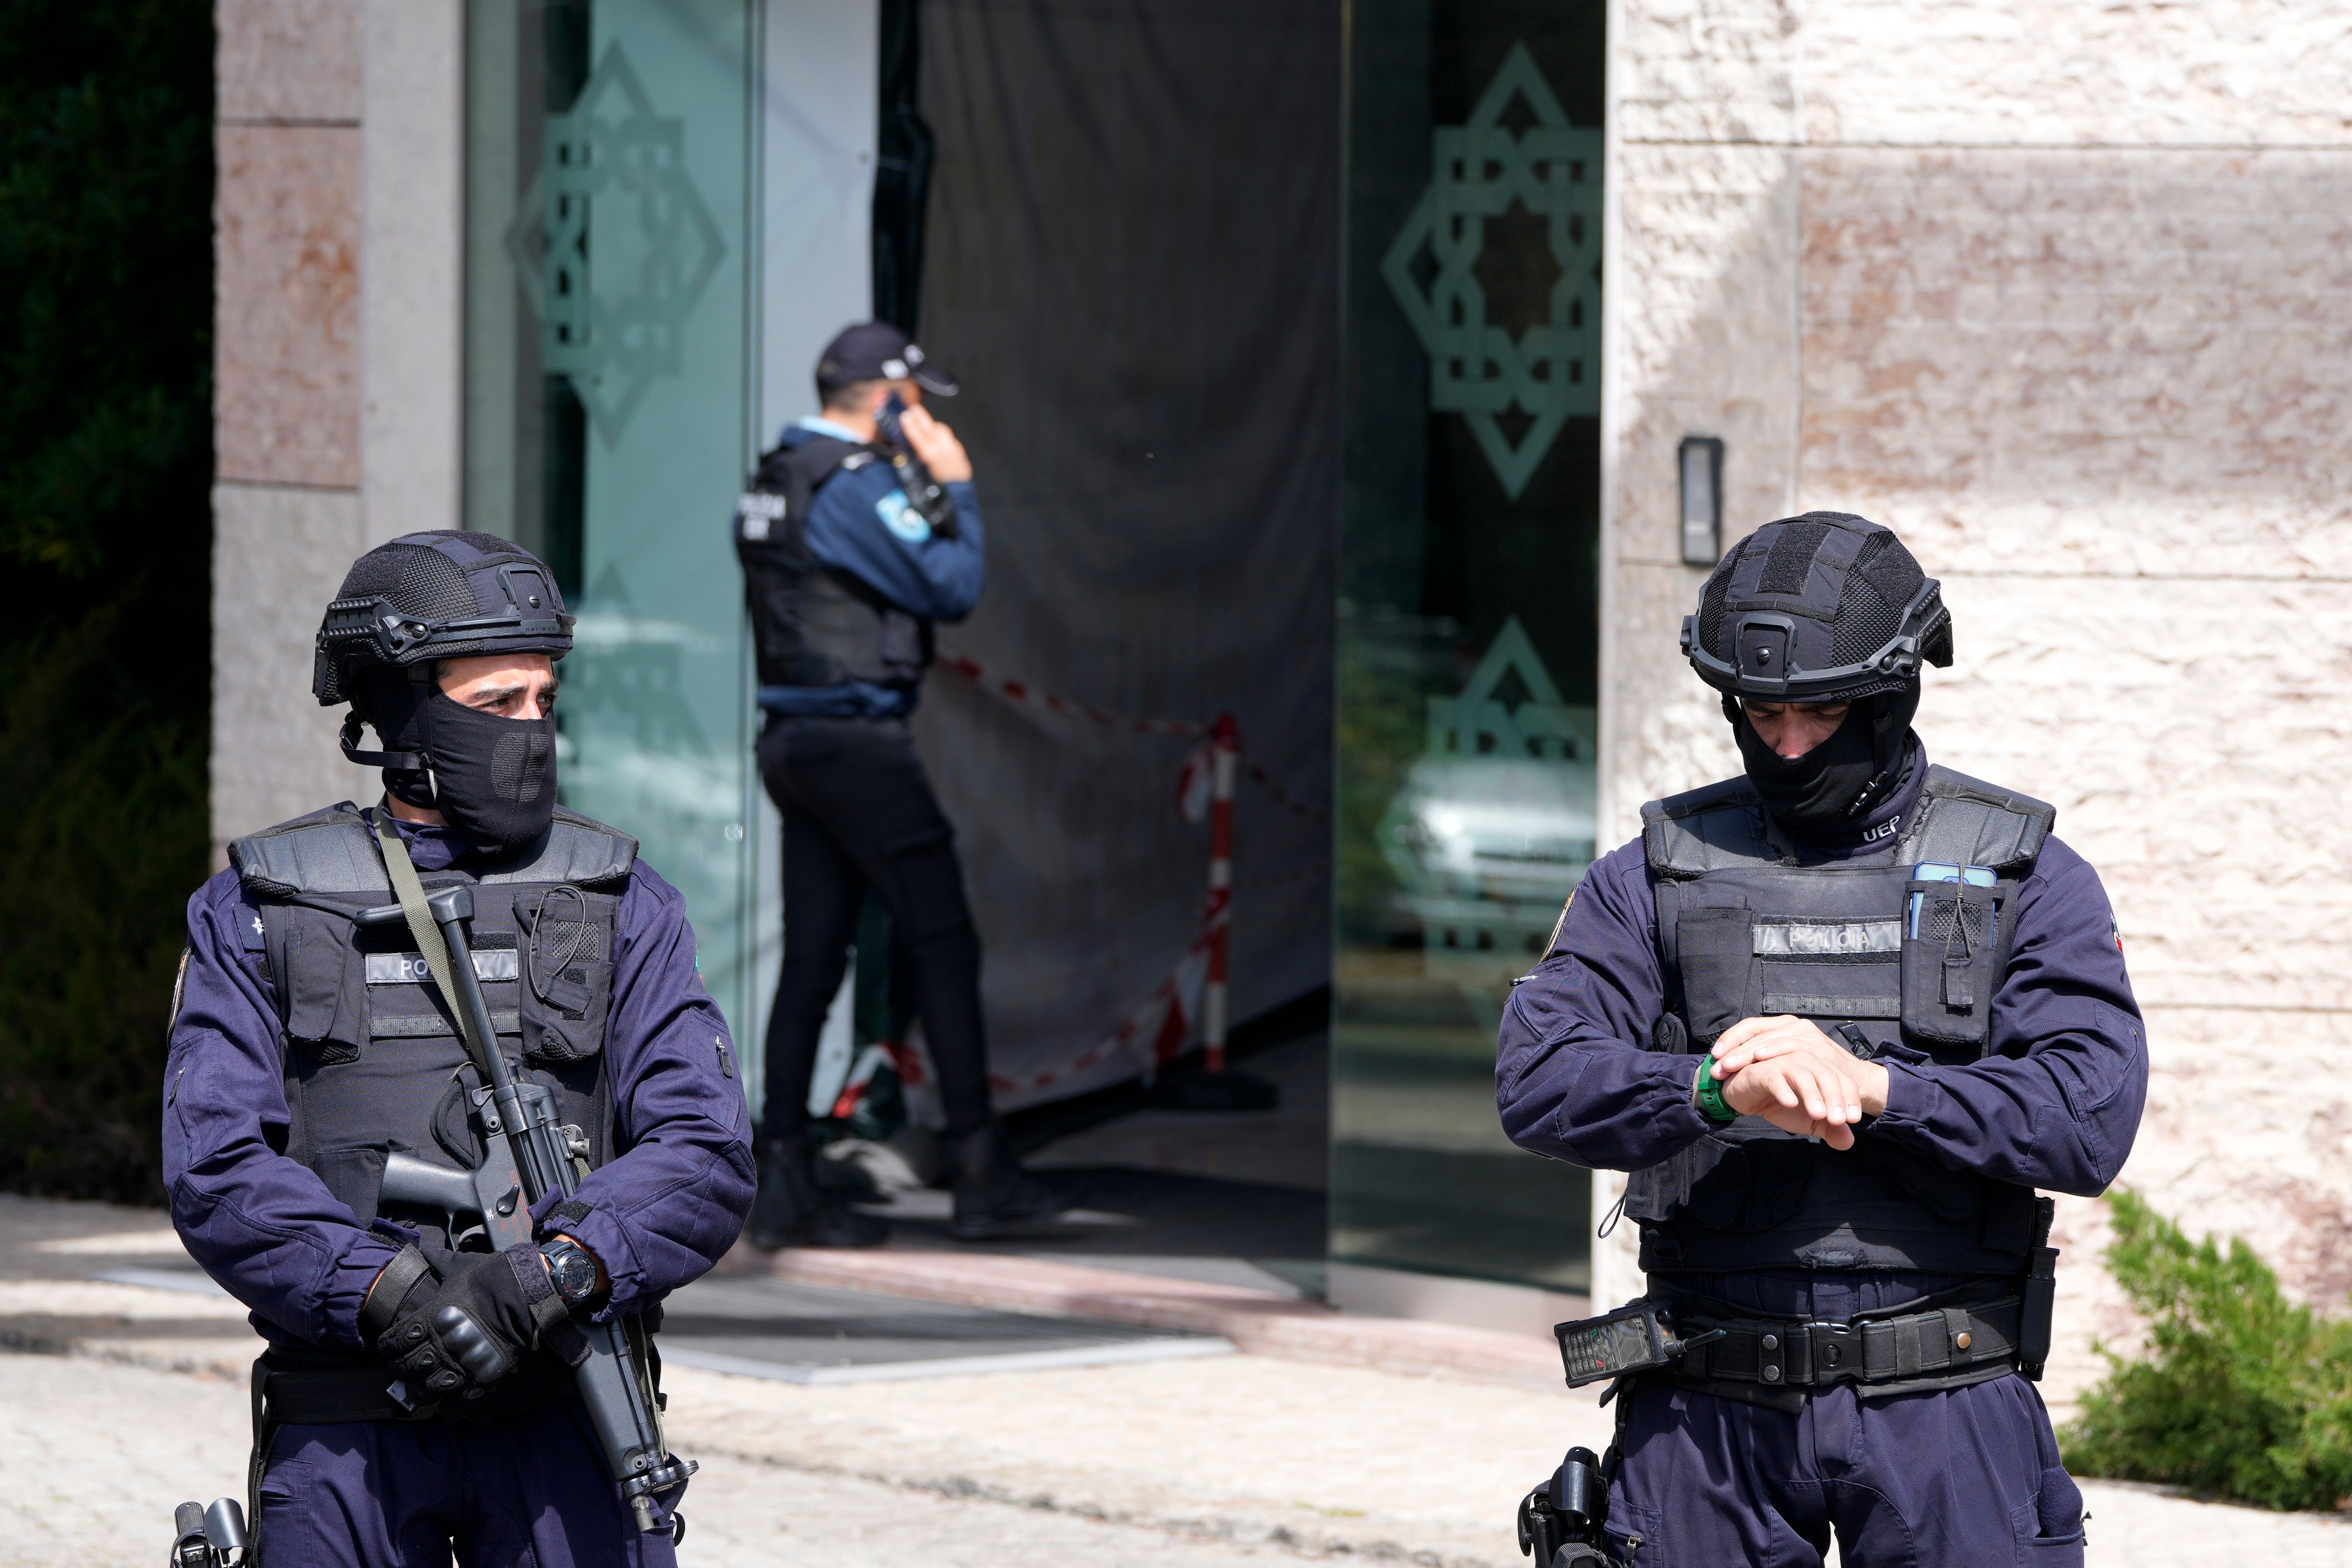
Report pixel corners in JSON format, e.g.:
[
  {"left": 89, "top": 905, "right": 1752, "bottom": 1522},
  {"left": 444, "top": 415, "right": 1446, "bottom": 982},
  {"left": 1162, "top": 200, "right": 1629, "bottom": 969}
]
[{"left": 367, "top": 810, "right": 497, "bottom": 1078}]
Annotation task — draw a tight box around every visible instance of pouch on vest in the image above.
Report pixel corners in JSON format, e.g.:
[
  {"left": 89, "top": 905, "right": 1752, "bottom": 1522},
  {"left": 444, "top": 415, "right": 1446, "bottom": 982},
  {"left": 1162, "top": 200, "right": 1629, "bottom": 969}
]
[
  {"left": 1901, "top": 881, "right": 2001, "bottom": 1050},
  {"left": 515, "top": 887, "right": 611, "bottom": 1066},
  {"left": 276, "top": 911, "right": 367, "bottom": 1066},
  {"left": 1674, "top": 906, "right": 1754, "bottom": 1041},
  {"left": 515, "top": 884, "right": 611, "bottom": 1067},
  {"left": 1625, "top": 1133, "right": 1814, "bottom": 1235}
]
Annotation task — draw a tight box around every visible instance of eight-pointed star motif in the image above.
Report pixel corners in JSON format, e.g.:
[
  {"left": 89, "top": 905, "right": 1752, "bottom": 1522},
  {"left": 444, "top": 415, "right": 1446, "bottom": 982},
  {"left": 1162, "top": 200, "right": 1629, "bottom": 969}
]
[{"left": 1381, "top": 42, "right": 1603, "bottom": 499}]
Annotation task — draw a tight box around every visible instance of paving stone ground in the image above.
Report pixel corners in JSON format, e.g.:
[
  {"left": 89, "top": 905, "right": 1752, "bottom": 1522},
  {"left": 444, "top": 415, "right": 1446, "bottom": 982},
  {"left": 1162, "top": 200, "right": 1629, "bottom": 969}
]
[
  {"left": 9, "top": 1349, "right": 2352, "bottom": 1566},
  {"left": 4, "top": 1195, "right": 2349, "bottom": 1566}
]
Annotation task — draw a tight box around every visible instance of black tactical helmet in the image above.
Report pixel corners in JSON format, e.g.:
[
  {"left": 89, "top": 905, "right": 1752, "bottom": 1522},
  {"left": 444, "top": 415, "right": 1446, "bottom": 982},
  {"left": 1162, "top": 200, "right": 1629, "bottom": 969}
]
[
  {"left": 1681, "top": 511, "right": 1952, "bottom": 704},
  {"left": 314, "top": 531, "right": 574, "bottom": 709}
]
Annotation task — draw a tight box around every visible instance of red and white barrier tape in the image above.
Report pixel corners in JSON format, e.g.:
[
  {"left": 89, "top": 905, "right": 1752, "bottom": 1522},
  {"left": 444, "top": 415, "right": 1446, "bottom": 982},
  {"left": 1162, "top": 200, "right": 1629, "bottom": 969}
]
[
  {"left": 940, "top": 652, "right": 1205, "bottom": 738},
  {"left": 987, "top": 889, "right": 1229, "bottom": 1094},
  {"left": 941, "top": 648, "right": 1325, "bottom": 827},
  {"left": 936, "top": 648, "right": 1319, "bottom": 1086},
  {"left": 1244, "top": 761, "right": 1328, "bottom": 826}
]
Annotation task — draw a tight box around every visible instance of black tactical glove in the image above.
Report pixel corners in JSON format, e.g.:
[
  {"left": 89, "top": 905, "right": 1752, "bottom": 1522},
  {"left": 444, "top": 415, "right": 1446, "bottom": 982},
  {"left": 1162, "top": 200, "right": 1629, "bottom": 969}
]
[{"left": 375, "top": 1244, "right": 571, "bottom": 1412}]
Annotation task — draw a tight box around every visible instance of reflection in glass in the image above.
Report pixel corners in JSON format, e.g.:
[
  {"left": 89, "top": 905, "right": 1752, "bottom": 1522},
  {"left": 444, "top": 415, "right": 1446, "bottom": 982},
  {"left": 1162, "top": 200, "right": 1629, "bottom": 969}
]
[{"left": 1335, "top": 1, "right": 1604, "bottom": 1294}]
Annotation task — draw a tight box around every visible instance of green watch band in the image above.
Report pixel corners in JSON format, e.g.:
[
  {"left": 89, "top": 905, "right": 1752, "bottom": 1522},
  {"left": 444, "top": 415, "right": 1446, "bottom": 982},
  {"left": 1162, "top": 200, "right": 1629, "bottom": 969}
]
[{"left": 1694, "top": 1058, "right": 1737, "bottom": 1123}]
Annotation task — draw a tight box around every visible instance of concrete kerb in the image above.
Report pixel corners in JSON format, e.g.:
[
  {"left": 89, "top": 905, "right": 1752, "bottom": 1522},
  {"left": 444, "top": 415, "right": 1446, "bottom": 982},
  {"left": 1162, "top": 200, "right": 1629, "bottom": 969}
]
[{"left": 714, "top": 1241, "right": 1568, "bottom": 1388}]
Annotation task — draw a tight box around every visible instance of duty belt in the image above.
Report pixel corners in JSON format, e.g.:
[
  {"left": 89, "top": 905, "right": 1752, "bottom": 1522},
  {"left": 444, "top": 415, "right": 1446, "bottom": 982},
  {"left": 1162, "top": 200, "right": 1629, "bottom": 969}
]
[
  {"left": 1659, "top": 1291, "right": 2022, "bottom": 1390},
  {"left": 254, "top": 1347, "right": 579, "bottom": 1426}
]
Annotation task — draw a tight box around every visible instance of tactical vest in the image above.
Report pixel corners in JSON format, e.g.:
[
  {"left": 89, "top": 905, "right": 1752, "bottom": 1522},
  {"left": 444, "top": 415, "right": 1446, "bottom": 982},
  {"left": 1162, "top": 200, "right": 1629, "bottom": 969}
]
[
  {"left": 228, "top": 803, "right": 634, "bottom": 1265},
  {"left": 1626, "top": 765, "right": 2056, "bottom": 1276},
  {"left": 735, "top": 435, "right": 933, "bottom": 692}
]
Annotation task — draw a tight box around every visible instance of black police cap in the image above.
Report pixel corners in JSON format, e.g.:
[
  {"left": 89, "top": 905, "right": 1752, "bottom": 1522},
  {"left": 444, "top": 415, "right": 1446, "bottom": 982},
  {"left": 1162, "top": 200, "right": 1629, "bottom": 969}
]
[{"left": 813, "top": 321, "right": 960, "bottom": 396}]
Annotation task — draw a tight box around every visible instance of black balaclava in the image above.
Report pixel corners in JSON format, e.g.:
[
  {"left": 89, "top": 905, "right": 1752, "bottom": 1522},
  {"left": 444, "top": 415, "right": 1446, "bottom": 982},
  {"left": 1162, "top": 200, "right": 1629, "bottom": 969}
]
[
  {"left": 360, "top": 668, "right": 557, "bottom": 859},
  {"left": 1729, "top": 685, "right": 1918, "bottom": 835}
]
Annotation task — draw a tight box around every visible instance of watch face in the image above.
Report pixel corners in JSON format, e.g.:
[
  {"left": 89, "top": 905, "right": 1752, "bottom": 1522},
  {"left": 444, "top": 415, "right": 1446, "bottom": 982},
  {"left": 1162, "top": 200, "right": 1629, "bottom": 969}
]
[{"left": 547, "top": 1245, "right": 596, "bottom": 1300}]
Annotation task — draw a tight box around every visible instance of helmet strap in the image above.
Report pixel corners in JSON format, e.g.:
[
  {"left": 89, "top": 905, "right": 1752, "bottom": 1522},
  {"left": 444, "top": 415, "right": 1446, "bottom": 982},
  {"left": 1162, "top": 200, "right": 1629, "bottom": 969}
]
[{"left": 338, "top": 710, "right": 427, "bottom": 772}]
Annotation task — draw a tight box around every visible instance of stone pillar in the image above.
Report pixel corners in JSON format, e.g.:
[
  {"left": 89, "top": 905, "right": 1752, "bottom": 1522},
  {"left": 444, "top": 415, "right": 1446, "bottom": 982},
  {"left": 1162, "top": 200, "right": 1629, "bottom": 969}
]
[
  {"left": 213, "top": 0, "right": 468, "bottom": 862},
  {"left": 213, "top": 0, "right": 373, "bottom": 859},
  {"left": 361, "top": 0, "right": 465, "bottom": 546}
]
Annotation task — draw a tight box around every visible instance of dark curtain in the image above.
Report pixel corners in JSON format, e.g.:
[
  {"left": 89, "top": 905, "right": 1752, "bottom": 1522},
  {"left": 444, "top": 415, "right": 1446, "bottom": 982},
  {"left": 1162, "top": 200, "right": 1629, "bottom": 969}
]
[
  {"left": 910, "top": 0, "right": 1341, "bottom": 1105},
  {"left": 872, "top": 0, "right": 934, "bottom": 333}
]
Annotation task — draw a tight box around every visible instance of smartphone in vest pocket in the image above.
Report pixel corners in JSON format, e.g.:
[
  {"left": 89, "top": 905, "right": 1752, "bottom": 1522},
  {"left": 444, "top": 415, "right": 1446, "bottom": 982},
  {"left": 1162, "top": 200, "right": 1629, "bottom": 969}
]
[{"left": 1906, "top": 863, "right": 1997, "bottom": 938}]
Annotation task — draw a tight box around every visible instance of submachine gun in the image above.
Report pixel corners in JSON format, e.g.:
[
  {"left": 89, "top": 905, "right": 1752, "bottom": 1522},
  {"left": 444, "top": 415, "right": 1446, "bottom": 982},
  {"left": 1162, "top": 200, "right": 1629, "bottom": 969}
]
[{"left": 359, "top": 823, "right": 694, "bottom": 1536}]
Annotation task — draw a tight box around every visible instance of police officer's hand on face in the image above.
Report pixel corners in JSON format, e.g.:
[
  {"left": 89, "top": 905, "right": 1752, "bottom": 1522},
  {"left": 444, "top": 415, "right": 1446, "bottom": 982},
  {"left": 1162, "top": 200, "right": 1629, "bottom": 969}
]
[
  {"left": 1711, "top": 1017, "right": 1892, "bottom": 1150},
  {"left": 375, "top": 1243, "right": 581, "bottom": 1409},
  {"left": 892, "top": 397, "right": 973, "bottom": 483}
]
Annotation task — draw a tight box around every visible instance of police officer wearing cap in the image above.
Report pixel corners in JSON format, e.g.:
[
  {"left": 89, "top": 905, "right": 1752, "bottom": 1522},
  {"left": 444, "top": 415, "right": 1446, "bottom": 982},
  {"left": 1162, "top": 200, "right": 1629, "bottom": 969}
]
[
  {"left": 1499, "top": 514, "right": 2146, "bottom": 1564},
  {"left": 164, "top": 531, "right": 753, "bottom": 1565},
  {"left": 734, "top": 321, "right": 1072, "bottom": 1247}
]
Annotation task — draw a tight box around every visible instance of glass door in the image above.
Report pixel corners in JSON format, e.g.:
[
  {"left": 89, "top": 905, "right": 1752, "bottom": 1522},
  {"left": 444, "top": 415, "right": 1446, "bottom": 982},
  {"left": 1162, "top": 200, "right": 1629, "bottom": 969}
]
[
  {"left": 464, "top": 0, "right": 764, "bottom": 1044},
  {"left": 1333, "top": 0, "right": 1606, "bottom": 1294}
]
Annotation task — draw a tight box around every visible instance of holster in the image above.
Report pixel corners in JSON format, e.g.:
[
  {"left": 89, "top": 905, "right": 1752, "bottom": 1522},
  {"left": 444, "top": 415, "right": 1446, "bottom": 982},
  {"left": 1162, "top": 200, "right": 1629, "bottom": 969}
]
[{"left": 2017, "top": 1195, "right": 2059, "bottom": 1381}]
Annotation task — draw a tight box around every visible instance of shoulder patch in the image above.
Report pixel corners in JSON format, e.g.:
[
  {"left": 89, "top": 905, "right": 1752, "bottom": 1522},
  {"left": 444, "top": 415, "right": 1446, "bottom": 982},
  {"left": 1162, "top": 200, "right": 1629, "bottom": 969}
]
[{"left": 875, "top": 488, "right": 929, "bottom": 542}]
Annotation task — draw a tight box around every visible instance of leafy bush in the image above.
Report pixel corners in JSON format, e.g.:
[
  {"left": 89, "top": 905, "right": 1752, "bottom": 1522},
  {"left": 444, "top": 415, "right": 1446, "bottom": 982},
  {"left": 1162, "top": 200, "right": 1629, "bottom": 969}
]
[
  {"left": 2061, "top": 1189, "right": 2352, "bottom": 1512},
  {"left": 0, "top": 0, "right": 214, "bottom": 1201}
]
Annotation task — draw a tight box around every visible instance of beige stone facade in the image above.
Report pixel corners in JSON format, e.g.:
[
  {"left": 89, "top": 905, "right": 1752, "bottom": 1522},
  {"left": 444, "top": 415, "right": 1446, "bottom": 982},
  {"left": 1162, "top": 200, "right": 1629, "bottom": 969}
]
[
  {"left": 1598, "top": 0, "right": 2352, "bottom": 1390},
  {"left": 213, "top": 2, "right": 2352, "bottom": 1365}
]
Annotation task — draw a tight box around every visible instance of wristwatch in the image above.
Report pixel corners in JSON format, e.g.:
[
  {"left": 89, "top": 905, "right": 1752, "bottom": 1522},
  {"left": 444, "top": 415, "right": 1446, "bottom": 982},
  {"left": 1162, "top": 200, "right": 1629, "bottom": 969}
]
[{"left": 539, "top": 1236, "right": 600, "bottom": 1304}]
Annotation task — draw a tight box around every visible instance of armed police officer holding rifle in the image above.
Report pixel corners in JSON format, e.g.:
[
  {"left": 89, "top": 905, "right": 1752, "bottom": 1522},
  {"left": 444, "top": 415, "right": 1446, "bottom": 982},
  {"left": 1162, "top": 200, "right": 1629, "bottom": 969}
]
[
  {"left": 1501, "top": 514, "right": 2146, "bottom": 1565},
  {"left": 734, "top": 322, "right": 1072, "bottom": 1247},
  {"left": 165, "top": 531, "right": 753, "bottom": 1566}
]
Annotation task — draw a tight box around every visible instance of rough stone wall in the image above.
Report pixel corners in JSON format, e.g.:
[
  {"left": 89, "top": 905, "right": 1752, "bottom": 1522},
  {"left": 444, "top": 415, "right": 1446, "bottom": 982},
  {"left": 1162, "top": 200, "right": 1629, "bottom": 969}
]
[
  {"left": 1599, "top": 0, "right": 2352, "bottom": 1398},
  {"left": 214, "top": 0, "right": 374, "bottom": 857}
]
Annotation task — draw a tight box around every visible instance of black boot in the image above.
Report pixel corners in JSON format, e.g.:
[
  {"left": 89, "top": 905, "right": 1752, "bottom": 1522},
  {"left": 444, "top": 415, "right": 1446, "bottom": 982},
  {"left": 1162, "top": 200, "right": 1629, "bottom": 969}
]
[
  {"left": 750, "top": 1135, "right": 887, "bottom": 1249},
  {"left": 948, "top": 1122, "right": 1078, "bottom": 1241}
]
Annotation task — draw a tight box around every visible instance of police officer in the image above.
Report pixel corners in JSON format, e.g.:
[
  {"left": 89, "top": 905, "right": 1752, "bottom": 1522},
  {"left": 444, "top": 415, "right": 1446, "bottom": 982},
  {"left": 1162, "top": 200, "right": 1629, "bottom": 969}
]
[
  {"left": 734, "top": 321, "right": 1071, "bottom": 1247},
  {"left": 1498, "top": 514, "right": 2146, "bottom": 1565},
  {"left": 165, "top": 531, "right": 753, "bottom": 1565}
]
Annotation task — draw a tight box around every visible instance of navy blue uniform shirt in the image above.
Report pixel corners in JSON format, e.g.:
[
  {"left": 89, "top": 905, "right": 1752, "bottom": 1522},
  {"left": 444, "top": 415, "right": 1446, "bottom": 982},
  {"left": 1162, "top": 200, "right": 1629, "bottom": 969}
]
[
  {"left": 795, "top": 415, "right": 986, "bottom": 623},
  {"left": 1497, "top": 744, "right": 2147, "bottom": 1198},
  {"left": 164, "top": 811, "right": 754, "bottom": 1352}
]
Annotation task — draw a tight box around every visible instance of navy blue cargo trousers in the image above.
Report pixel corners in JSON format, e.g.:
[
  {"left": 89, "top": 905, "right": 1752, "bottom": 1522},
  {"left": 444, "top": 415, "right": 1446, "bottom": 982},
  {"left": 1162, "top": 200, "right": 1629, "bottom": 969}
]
[
  {"left": 1601, "top": 1272, "right": 2086, "bottom": 1566},
  {"left": 256, "top": 1398, "right": 684, "bottom": 1568}
]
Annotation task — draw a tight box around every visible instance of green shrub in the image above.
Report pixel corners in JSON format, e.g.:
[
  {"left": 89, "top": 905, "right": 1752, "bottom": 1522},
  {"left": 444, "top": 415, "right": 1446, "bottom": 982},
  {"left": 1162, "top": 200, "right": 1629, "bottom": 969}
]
[
  {"left": 0, "top": 598, "right": 208, "bottom": 1198},
  {"left": 2061, "top": 1189, "right": 2352, "bottom": 1512}
]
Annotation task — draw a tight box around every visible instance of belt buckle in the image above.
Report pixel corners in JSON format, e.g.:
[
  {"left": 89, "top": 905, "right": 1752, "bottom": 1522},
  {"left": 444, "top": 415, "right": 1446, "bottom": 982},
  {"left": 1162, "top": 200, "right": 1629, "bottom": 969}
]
[{"left": 1807, "top": 1320, "right": 1863, "bottom": 1383}]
